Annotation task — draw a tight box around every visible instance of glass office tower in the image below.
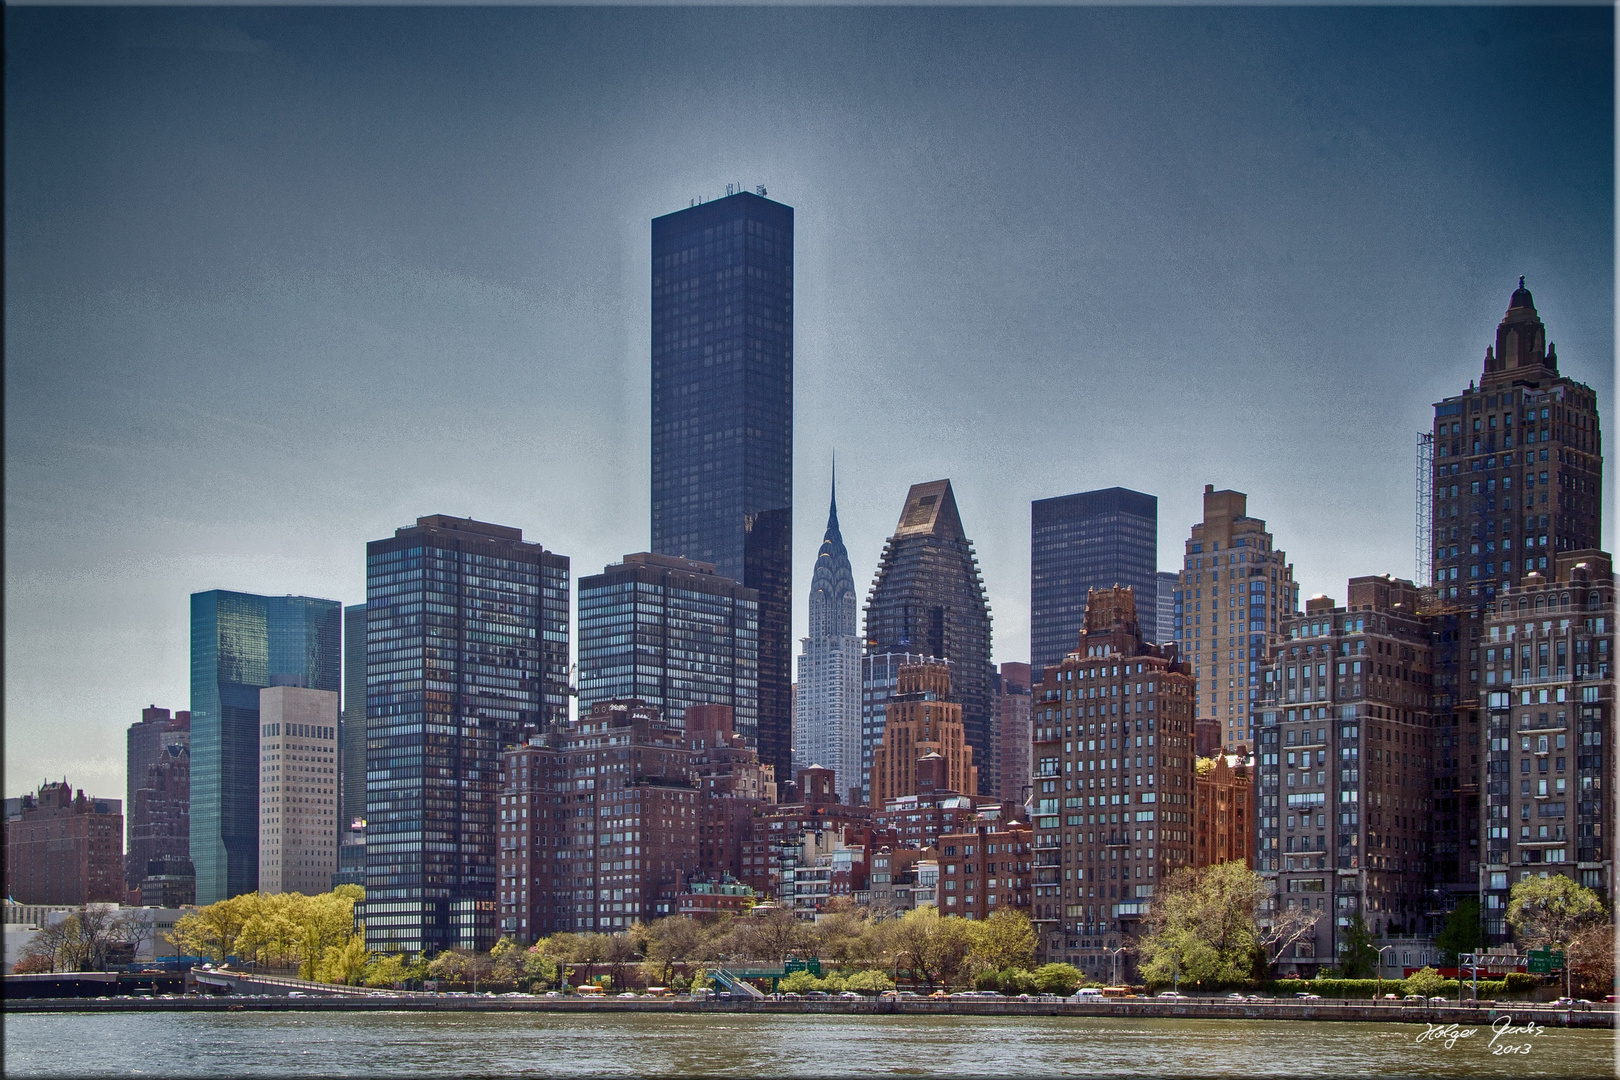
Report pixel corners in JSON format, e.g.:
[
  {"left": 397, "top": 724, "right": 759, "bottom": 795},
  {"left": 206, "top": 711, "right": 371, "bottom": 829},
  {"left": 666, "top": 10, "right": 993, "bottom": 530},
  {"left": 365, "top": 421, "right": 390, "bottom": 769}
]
[
  {"left": 651, "top": 190, "right": 793, "bottom": 783},
  {"left": 578, "top": 552, "right": 759, "bottom": 737},
  {"left": 361, "top": 516, "right": 569, "bottom": 955},
  {"left": 190, "top": 591, "right": 341, "bottom": 904},
  {"left": 1030, "top": 487, "right": 1158, "bottom": 682}
]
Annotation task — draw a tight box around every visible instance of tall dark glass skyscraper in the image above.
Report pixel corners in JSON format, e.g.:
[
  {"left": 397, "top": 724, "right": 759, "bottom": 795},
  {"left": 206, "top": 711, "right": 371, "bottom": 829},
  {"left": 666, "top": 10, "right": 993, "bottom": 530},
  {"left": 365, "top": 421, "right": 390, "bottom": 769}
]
[
  {"left": 190, "top": 591, "right": 341, "bottom": 904},
  {"left": 1030, "top": 488, "right": 1158, "bottom": 682},
  {"left": 651, "top": 190, "right": 793, "bottom": 782},
  {"left": 361, "top": 516, "right": 569, "bottom": 954},
  {"left": 864, "top": 479, "right": 995, "bottom": 795}
]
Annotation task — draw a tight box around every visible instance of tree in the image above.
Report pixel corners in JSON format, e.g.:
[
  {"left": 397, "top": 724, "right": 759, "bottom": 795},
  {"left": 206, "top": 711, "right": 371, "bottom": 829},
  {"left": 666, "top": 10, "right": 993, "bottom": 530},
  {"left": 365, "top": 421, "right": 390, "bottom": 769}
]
[
  {"left": 427, "top": 950, "right": 473, "bottom": 989},
  {"left": 1138, "top": 863, "right": 1262, "bottom": 988},
  {"left": 603, "top": 933, "right": 640, "bottom": 990},
  {"left": 1334, "top": 914, "right": 1377, "bottom": 979},
  {"left": 727, "top": 905, "right": 814, "bottom": 966},
  {"left": 522, "top": 947, "right": 560, "bottom": 991},
  {"left": 1404, "top": 966, "right": 1447, "bottom": 998},
  {"left": 779, "top": 969, "right": 819, "bottom": 993},
  {"left": 845, "top": 969, "right": 895, "bottom": 995},
  {"left": 1434, "top": 899, "right": 1483, "bottom": 967},
  {"left": 642, "top": 917, "right": 708, "bottom": 986},
  {"left": 1030, "top": 963, "right": 1083, "bottom": 996},
  {"left": 1567, "top": 921, "right": 1615, "bottom": 999},
  {"left": 1256, "top": 900, "right": 1321, "bottom": 978},
  {"left": 967, "top": 910, "right": 1036, "bottom": 976},
  {"left": 1508, "top": 876, "right": 1606, "bottom": 998},
  {"left": 16, "top": 919, "right": 75, "bottom": 973},
  {"left": 814, "top": 900, "right": 879, "bottom": 970},
  {"left": 364, "top": 953, "right": 408, "bottom": 988},
  {"left": 315, "top": 936, "right": 371, "bottom": 986},
  {"left": 168, "top": 893, "right": 256, "bottom": 963}
]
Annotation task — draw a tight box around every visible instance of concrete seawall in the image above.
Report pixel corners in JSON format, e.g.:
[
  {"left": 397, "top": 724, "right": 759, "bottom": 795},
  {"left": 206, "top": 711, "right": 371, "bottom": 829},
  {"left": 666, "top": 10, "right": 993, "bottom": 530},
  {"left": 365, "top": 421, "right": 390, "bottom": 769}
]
[{"left": 7, "top": 995, "right": 1612, "bottom": 1028}]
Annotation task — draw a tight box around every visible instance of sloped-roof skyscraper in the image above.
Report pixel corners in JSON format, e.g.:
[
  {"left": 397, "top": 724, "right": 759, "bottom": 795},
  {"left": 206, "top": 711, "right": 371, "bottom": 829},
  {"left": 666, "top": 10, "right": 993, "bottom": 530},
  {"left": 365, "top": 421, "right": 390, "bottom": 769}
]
[
  {"left": 795, "top": 475, "right": 862, "bottom": 801},
  {"left": 863, "top": 479, "right": 995, "bottom": 795},
  {"left": 650, "top": 190, "right": 793, "bottom": 782}
]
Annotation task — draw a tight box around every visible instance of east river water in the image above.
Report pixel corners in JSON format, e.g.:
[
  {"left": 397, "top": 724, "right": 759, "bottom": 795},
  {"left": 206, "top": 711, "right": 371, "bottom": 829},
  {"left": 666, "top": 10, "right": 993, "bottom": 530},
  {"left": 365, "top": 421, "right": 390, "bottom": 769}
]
[{"left": 5, "top": 1011, "right": 1616, "bottom": 1077}]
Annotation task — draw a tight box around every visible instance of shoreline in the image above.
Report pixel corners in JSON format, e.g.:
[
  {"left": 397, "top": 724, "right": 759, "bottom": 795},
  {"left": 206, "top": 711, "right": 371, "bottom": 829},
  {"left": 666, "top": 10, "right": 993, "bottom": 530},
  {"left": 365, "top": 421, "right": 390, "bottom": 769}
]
[{"left": 6, "top": 995, "right": 1612, "bottom": 1028}]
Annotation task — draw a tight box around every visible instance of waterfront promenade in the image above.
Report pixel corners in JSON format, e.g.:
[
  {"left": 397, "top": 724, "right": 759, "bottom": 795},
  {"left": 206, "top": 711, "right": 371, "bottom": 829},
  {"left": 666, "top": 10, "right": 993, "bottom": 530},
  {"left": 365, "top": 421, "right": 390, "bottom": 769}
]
[{"left": 9, "top": 990, "right": 1613, "bottom": 1029}]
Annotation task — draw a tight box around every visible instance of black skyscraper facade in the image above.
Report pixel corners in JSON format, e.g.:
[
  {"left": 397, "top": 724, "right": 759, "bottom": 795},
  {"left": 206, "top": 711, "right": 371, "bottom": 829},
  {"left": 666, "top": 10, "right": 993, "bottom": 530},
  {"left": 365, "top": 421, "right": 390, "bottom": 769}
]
[
  {"left": 651, "top": 190, "right": 793, "bottom": 780},
  {"left": 1031, "top": 487, "right": 1159, "bottom": 682},
  {"left": 864, "top": 480, "right": 995, "bottom": 796}
]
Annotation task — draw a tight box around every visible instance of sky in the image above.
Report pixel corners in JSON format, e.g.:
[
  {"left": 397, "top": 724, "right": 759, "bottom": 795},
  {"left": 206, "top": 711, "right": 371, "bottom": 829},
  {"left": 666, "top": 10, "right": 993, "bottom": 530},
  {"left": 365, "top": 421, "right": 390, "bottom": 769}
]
[{"left": 4, "top": 5, "right": 1613, "bottom": 801}]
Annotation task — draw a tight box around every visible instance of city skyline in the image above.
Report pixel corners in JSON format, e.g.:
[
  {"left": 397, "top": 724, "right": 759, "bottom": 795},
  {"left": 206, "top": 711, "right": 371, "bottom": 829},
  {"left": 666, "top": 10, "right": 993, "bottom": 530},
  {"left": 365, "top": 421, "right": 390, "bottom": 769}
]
[{"left": 5, "top": 6, "right": 1613, "bottom": 800}]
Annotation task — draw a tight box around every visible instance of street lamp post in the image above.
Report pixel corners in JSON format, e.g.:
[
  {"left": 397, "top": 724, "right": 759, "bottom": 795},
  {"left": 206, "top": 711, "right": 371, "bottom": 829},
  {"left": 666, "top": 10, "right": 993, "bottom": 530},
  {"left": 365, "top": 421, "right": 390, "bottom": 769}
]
[
  {"left": 1110, "top": 947, "right": 1129, "bottom": 988},
  {"left": 1376, "top": 945, "right": 1395, "bottom": 1002}
]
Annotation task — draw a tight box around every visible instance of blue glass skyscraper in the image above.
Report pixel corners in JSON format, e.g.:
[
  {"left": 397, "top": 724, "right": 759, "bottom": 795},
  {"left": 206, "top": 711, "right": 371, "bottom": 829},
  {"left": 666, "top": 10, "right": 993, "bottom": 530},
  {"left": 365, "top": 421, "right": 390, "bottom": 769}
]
[
  {"left": 190, "top": 590, "right": 341, "bottom": 904},
  {"left": 651, "top": 190, "right": 793, "bottom": 782}
]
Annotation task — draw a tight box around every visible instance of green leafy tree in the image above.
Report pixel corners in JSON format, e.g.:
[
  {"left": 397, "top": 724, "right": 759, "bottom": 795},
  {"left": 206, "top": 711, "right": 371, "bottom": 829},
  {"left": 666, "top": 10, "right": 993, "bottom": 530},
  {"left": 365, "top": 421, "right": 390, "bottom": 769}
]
[
  {"left": 1434, "top": 899, "right": 1483, "bottom": 967},
  {"left": 779, "top": 969, "right": 819, "bottom": 993},
  {"left": 1508, "top": 876, "right": 1606, "bottom": 998},
  {"left": 845, "top": 969, "right": 895, "bottom": 995},
  {"left": 364, "top": 953, "right": 408, "bottom": 988},
  {"left": 1138, "top": 862, "right": 1262, "bottom": 988},
  {"left": 1030, "top": 963, "right": 1083, "bottom": 996},
  {"left": 1404, "top": 966, "right": 1447, "bottom": 998},
  {"left": 1334, "top": 914, "right": 1377, "bottom": 979},
  {"left": 315, "top": 936, "right": 371, "bottom": 986},
  {"left": 968, "top": 910, "right": 1037, "bottom": 976},
  {"left": 522, "top": 948, "right": 560, "bottom": 991}
]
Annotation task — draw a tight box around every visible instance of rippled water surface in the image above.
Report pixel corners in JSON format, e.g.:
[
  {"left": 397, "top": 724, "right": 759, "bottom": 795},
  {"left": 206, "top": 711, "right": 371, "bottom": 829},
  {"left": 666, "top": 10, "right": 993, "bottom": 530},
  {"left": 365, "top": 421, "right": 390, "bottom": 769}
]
[{"left": 5, "top": 1011, "right": 1616, "bottom": 1077}]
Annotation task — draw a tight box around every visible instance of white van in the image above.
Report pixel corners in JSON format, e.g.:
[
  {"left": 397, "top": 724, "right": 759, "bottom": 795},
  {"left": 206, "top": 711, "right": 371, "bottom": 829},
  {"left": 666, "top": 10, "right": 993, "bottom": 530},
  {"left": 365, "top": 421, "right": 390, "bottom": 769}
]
[{"left": 1071, "top": 988, "right": 1104, "bottom": 998}]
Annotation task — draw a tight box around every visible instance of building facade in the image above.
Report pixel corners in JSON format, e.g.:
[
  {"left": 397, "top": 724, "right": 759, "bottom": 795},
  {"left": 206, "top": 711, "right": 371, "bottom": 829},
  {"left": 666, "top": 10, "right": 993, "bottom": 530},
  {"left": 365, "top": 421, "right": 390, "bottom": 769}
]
[
  {"left": 1156, "top": 571, "right": 1179, "bottom": 646},
  {"left": 859, "top": 651, "right": 933, "bottom": 807},
  {"left": 125, "top": 706, "right": 191, "bottom": 902},
  {"left": 1193, "top": 749, "right": 1254, "bottom": 870},
  {"left": 578, "top": 553, "right": 759, "bottom": 738},
  {"left": 1427, "top": 280, "right": 1604, "bottom": 899},
  {"left": 1031, "top": 487, "right": 1158, "bottom": 681},
  {"left": 650, "top": 190, "right": 794, "bottom": 784},
  {"left": 362, "top": 515, "right": 569, "bottom": 954},
  {"left": 499, "top": 699, "right": 702, "bottom": 938},
  {"left": 795, "top": 481, "right": 863, "bottom": 803},
  {"left": 5, "top": 782, "right": 123, "bottom": 905},
  {"left": 190, "top": 590, "right": 341, "bottom": 904},
  {"left": 864, "top": 480, "right": 995, "bottom": 795},
  {"left": 994, "top": 662, "right": 1034, "bottom": 807},
  {"left": 869, "top": 662, "right": 978, "bottom": 807},
  {"left": 937, "top": 820, "right": 1034, "bottom": 920},
  {"left": 258, "top": 686, "right": 340, "bottom": 896},
  {"left": 1029, "top": 586, "right": 1196, "bottom": 977},
  {"left": 341, "top": 603, "right": 368, "bottom": 833},
  {"left": 1479, "top": 551, "right": 1613, "bottom": 939},
  {"left": 1256, "top": 576, "right": 1438, "bottom": 975},
  {"left": 1172, "top": 486, "right": 1299, "bottom": 752}
]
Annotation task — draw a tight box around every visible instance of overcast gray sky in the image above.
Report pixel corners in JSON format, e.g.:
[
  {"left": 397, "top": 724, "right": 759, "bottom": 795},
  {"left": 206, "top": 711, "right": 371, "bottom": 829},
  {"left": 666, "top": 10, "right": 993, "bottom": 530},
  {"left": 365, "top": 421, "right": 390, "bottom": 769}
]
[{"left": 5, "top": 5, "right": 1613, "bottom": 800}]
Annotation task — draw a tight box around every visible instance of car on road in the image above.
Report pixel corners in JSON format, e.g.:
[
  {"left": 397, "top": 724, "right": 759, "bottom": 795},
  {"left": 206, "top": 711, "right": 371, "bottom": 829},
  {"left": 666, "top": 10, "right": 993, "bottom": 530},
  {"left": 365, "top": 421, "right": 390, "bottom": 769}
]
[
  {"left": 1156, "top": 992, "right": 1186, "bottom": 1000},
  {"left": 1071, "top": 988, "right": 1104, "bottom": 999},
  {"left": 1295, "top": 993, "right": 1321, "bottom": 1000},
  {"left": 1224, "top": 993, "right": 1246, "bottom": 1002}
]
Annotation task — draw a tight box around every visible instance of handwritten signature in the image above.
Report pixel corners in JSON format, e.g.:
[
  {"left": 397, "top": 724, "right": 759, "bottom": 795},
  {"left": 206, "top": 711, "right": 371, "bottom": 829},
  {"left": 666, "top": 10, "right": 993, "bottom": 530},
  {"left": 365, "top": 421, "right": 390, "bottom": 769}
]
[{"left": 1415, "top": 1017, "right": 1545, "bottom": 1055}]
